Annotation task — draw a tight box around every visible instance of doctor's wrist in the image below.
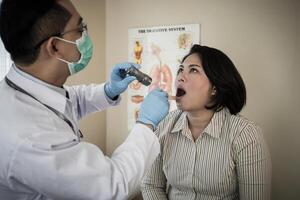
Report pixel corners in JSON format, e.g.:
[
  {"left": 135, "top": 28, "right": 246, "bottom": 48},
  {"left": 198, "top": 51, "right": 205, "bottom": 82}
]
[
  {"left": 136, "top": 121, "right": 154, "bottom": 131},
  {"left": 104, "top": 83, "right": 119, "bottom": 100}
]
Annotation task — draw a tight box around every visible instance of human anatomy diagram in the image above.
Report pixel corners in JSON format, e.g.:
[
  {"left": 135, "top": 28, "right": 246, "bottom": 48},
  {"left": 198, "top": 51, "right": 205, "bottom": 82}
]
[
  {"left": 127, "top": 24, "right": 200, "bottom": 129},
  {"left": 148, "top": 44, "right": 173, "bottom": 95},
  {"left": 129, "top": 43, "right": 173, "bottom": 120}
]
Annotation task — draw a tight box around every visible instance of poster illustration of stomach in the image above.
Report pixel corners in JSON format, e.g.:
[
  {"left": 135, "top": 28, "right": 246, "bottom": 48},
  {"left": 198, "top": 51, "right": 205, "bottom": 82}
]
[{"left": 127, "top": 24, "right": 200, "bottom": 130}]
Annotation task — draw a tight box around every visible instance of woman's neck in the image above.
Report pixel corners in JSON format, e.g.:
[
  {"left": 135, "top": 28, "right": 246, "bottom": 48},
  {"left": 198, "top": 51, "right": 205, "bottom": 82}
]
[{"left": 187, "top": 109, "right": 214, "bottom": 140}]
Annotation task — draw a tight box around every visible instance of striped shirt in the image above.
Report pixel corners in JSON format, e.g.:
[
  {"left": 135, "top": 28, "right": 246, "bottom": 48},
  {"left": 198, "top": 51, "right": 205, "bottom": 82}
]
[{"left": 141, "top": 108, "right": 271, "bottom": 200}]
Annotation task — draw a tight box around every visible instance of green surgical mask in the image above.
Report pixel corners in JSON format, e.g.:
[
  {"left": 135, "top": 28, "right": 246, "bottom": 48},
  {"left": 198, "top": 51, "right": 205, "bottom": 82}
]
[{"left": 56, "top": 30, "right": 93, "bottom": 75}]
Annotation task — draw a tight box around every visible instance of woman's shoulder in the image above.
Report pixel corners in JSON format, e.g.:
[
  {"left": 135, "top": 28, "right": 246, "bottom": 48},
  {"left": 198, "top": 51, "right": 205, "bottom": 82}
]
[
  {"left": 226, "top": 112, "right": 269, "bottom": 162},
  {"left": 228, "top": 112, "right": 260, "bottom": 130},
  {"left": 225, "top": 111, "right": 263, "bottom": 143},
  {"left": 228, "top": 112, "right": 258, "bottom": 127}
]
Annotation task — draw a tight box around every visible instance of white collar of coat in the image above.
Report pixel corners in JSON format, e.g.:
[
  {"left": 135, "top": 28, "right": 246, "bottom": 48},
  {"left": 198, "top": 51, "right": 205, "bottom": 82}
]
[{"left": 6, "top": 64, "right": 67, "bottom": 114}]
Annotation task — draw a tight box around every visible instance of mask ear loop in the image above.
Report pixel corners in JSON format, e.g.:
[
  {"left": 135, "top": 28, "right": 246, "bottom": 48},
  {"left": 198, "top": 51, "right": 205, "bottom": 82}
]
[
  {"left": 54, "top": 37, "right": 81, "bottom": 65},
  {"left": 54, "top": 36, "right": 77, "bottom": 45}
]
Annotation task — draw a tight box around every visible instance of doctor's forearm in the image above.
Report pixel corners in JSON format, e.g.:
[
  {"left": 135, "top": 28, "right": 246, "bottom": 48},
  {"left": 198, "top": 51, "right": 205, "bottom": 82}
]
[
  {"left": 69, "top": 83, "right": 120, "bottom": 119},
  {"left": 110, "top": 124, "right": 160, "bottom": 196}
]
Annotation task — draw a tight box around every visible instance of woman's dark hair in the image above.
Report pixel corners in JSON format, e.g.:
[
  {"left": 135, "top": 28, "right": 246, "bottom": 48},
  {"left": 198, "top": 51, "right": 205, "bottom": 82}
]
[
  {"left": 182, "top": 44, "right": 246, "bottom": 115},
  {"left": 0, "top": 0, "right": 71, "bottom": 65}
]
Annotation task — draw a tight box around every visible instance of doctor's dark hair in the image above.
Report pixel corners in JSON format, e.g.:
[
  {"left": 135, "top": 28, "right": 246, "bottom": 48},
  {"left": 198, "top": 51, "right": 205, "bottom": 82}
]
[
  {"left": 182, "top": 45, "right": 246, "bottom": 115},
  {"left": 0, "top": 0, "right": 71, "bottom": 65}
]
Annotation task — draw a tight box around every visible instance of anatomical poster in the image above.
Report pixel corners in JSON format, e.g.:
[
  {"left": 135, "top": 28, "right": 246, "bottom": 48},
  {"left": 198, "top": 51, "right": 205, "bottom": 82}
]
[{"left": 127, "top": 24, "right": 200, "bottom": 130}]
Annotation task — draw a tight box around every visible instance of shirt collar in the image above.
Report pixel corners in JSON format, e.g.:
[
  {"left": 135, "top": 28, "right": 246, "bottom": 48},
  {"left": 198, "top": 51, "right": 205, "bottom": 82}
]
[
  {"left": 170, "top": 109, "right": 227, "bottom": 139},
  {"left": 6, "top": 64, "right": 67, "bottom": 113},
  {"left": 171, "top": 111, "right": 187, "bottom": 133},
  {"left": 202, "top": 109, "right": 227, "bottom": 138}
]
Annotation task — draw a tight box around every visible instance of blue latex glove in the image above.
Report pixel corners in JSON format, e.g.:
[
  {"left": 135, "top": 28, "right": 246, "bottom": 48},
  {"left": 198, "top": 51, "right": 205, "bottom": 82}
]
[
  {"left": 137, "top": 89, "right": 170, "bottom": 130},
  {"left": 105, "top": 62, "right": 141, "bottom": 99}
]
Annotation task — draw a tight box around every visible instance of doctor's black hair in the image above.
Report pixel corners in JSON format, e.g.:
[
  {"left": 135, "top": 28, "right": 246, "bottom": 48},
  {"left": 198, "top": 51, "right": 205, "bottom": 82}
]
[
  {"left": 0, "top": 0, "right": 71, "bottom": 65},
  {"left": 181, "top": 44, "right": 246, "bottom": 115}
]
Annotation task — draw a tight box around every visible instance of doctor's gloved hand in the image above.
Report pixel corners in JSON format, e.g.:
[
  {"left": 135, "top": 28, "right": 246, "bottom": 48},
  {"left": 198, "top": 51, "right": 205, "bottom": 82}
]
[
  {"left": 105, "top": 62, "right": 141, "bottom": 100},
  {"left": 137, "top": 89, "right": 170, "bottom": 130}
]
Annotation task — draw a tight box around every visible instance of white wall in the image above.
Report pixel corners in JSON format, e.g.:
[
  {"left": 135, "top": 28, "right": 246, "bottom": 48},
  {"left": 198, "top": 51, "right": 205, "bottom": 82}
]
[
  {"left": 68, "top": 0, "right": 107, "bottom": 150},
  {"left": 105, "top": 0, "right": 300, "bottom": 199}
]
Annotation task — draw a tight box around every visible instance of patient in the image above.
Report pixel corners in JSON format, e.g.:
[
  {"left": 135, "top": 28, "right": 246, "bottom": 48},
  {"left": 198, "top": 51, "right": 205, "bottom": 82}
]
[{"left": 141, "top": 45, "right": 271, "bottom": 200}]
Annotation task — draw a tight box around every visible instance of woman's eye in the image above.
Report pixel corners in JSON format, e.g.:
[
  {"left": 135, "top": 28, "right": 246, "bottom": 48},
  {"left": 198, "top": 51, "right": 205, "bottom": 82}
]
[{"left": 190, "top": 68, "right": 198, "bottom": 73}]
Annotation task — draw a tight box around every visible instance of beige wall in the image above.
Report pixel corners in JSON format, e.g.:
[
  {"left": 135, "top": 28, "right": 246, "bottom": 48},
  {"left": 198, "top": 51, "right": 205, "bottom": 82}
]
[
  {"left": 105, "top": 0, "right": 300, "bottom": 199},
  {"left": 68, "top": 0, "right": 106, "bottom": 150}
]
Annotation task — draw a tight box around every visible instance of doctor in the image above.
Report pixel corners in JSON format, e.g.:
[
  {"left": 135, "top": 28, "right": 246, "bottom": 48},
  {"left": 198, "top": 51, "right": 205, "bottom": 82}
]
[{"left": 0, "top": 0, "right": 170, "bottom": 199}]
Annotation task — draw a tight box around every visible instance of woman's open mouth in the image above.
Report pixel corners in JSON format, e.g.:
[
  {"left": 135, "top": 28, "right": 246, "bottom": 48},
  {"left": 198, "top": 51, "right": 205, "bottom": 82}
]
[{"left": 176, "top": 88, "right": 186, "bottom": 98}]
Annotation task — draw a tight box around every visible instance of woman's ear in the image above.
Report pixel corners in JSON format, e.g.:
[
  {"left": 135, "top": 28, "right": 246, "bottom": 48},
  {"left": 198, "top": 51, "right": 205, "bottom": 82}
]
[{"left": 212, "top": 86, "right": 217, "bottom": 95}]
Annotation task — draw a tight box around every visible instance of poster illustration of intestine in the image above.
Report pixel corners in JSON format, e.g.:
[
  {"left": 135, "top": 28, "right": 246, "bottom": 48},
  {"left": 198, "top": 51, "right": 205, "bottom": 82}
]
[{"left": 127, "top": 24, "right": 200, "bottom": 130}]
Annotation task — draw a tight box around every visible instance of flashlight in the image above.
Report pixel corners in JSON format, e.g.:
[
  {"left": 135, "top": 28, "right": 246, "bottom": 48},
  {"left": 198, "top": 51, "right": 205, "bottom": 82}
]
[{"left": 119, "top": 65, "right": 152, "bottom": 86}]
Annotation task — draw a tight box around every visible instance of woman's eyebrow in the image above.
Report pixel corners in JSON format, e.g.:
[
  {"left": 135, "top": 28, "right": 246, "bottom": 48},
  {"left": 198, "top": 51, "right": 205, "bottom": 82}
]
[
  {"left": 188, "top": 64, "right": 202, "bottom": 68},
  {"left": 178, "top": 64, "right": 202, "bottom": 68}
]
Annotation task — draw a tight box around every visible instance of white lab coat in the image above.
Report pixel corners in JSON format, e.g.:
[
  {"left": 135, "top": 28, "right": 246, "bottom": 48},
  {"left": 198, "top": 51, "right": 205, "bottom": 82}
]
[{"left": 0, "top": 65, "right": 160, "bottom": 200}]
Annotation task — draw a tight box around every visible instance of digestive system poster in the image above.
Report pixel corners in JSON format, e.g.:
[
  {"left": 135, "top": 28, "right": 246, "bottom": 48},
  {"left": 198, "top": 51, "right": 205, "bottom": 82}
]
[{"left": 127, "top": 24, "right": 200, "bottom": 130}]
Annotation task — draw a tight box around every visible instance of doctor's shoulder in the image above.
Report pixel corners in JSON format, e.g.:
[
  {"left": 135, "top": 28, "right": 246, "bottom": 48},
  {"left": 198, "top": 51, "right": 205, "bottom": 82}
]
[{"left": 0, "top": 81, "right": 78, "bottom": 151}]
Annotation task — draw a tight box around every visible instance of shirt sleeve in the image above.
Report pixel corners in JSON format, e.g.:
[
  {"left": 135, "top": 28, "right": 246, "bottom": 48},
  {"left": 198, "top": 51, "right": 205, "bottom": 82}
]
[
  {"left": 141, "top": 125, "right": 168, "bottom": 200},
  {"left": 232, "top": 123, "right": 272, "bottom": 200},
  {"left": 65, "top": 83, "right": 121, "bottom": 119},
  {"left": 9, "top": 124, "right": 160, "bottom": 200}
]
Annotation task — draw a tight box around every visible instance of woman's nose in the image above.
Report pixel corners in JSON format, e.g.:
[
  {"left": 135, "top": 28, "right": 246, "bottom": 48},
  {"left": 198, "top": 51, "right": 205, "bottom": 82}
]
[{"left": 177, "top": 72, "right": 187, "bottom": 83}]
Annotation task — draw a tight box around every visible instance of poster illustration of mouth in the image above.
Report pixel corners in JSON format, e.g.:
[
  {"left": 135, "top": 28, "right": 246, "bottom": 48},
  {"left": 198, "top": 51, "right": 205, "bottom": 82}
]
[{"left": 127, "top": 24, "right": 200, "bottom": 130}]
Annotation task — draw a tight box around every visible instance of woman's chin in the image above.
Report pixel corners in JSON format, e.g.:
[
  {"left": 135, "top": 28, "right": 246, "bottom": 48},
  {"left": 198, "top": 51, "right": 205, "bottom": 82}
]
[{"left": 176, "top": 102, "right": 187, "bottom": 111}]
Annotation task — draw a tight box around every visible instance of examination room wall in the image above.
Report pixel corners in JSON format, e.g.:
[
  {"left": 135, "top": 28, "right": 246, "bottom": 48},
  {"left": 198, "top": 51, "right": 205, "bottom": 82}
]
[
  {"left": 67, "top": 0, "right": 107, "bottom": 150},
  {"left": 105, "top": 0, "right": 300, "bottom": 199}
]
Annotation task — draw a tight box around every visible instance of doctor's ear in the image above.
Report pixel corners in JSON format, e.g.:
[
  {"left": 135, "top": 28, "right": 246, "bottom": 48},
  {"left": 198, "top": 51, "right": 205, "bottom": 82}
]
[{"left": 45, "top": 37, "right": 59, "bottom": 57}]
